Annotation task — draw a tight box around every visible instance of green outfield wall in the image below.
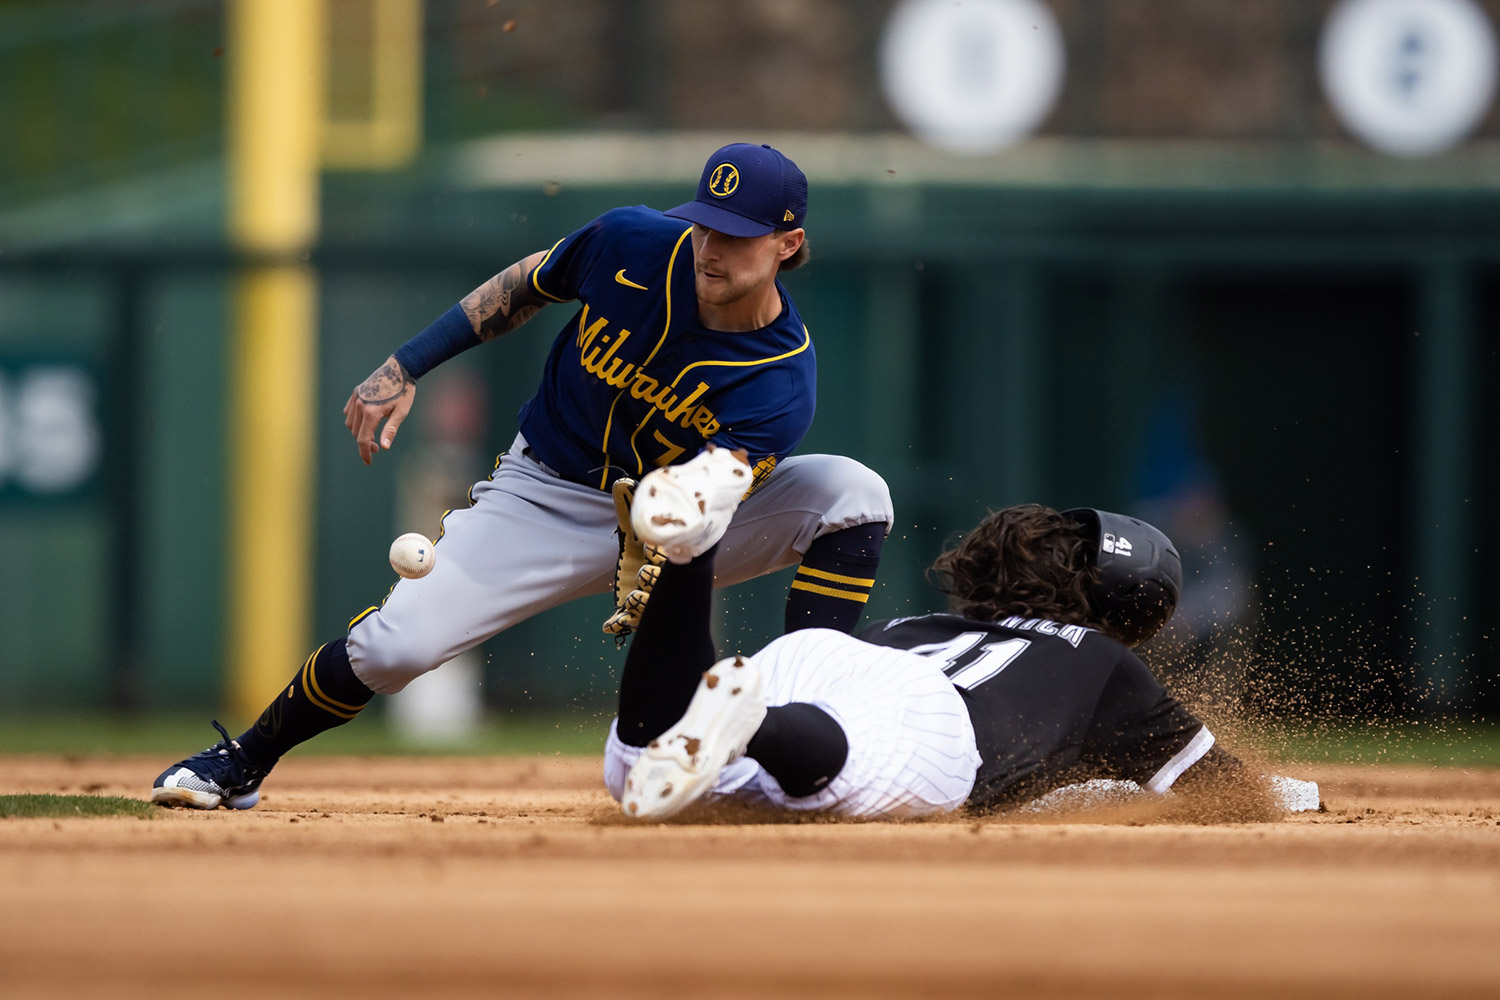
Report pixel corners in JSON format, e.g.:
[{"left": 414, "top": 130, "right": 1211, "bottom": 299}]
[{"left": 3, "top": 150, "right": 1498, "bottom": 718}]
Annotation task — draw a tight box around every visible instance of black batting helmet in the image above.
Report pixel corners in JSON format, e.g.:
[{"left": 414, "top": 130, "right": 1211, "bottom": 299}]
[{"left": 1061, "top": 508, "right": 1182, "bottom": 647}]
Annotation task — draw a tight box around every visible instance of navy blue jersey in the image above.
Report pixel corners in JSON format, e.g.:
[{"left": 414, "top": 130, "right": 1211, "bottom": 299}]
[
  {"left": 858, "top": 613, "right": 1211, "bottom": 812},
  {"left": 516, "top": 206, "right": 817, "bottom": 490}
]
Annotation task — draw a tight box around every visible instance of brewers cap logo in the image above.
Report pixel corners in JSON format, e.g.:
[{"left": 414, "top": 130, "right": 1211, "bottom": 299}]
[{"left": 707, "top": 163, "right": 740, "bottom": 198}]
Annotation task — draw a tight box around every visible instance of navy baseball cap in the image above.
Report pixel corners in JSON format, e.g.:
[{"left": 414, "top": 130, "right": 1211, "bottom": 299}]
[{"left": 665, "top": 143, "right": 807, "bottom": 237}]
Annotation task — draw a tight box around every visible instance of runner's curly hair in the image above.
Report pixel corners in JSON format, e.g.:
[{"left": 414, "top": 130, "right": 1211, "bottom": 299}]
[{"left": 928, "top": 504, "right": 1099, "bottom": 625}]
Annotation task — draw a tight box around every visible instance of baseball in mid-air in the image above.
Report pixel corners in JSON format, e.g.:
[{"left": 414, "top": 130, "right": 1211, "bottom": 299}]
[{"left": 389, "top": 532, "right": 436, "bottom": 579}]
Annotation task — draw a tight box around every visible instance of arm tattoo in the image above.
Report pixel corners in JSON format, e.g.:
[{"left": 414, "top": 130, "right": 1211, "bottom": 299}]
[
  {"left": 462, "top": 253, "right": 547, "bottom": 342},
  {"left": 357, "top": 359, "right": 414, "bottom": 405}
]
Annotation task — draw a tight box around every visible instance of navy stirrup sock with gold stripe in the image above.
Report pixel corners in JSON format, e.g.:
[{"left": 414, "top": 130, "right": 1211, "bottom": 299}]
[
  {"left": 784, "top": 522, "right": 886, "bottom": 633},
  {"left": 235, "top": 638, "right": 375, "bottom": 769}
]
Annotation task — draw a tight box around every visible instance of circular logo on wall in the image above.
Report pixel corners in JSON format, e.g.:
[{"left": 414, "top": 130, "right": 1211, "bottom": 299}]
[
  {"left": 1321, "top": 0, "right": 1498, "bottom": 157},
  {"left": 879, "top": 0, "right": 1065, "bottom": 154}
]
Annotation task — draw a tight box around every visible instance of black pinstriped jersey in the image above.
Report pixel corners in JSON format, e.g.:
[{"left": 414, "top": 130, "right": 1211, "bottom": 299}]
[{"left": 858, "top": 613, "right": 1211, "bottom": 812}]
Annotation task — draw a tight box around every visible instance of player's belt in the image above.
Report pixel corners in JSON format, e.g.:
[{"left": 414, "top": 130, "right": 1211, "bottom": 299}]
[
  {"left": 522, "top": 446, "right": 625, "bottom": 492},
  {"left": 521, "top": 445, "right": 561, "bottom": 477}
]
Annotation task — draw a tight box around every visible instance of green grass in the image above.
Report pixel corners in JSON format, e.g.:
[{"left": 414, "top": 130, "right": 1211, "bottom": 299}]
[
  {"left": 0, "top": 712, "right": 610, "bottom": 756},
  {"left": 0, "top": 794, "right": 154, "bottom": 819},
  {"left": 1238, "top": 720, "right": 1500, "bottom": 768},
  {"left": 2, "top": 713, "right": 1499, "bottom": 767}
]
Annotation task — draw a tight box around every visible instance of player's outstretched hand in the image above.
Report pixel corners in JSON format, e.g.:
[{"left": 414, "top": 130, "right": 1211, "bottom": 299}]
[{"left": 344, "top": 355, "right": 416, "bottom": 465}]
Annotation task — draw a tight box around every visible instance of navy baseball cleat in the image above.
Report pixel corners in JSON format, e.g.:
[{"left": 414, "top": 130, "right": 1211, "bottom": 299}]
[{"left": 151, "top": 720, "right": 268, "bottom": 810}]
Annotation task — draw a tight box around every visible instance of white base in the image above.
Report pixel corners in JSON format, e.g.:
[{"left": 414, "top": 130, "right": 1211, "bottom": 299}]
[
  {"left": 1019, "top": 775, "right": 1322, "bottom": 814},
  {"left": 1268, "top": 775, "right": 1321, "bottom": 813}
]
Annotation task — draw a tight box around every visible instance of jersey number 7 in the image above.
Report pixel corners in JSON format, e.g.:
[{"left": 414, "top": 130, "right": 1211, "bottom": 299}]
[{"left": 907, "top": 633, "right": 1031, "bottom": 691}]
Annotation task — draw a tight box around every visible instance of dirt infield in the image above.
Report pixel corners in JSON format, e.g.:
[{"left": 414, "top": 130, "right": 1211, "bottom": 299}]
[{"left": 2, "top": 756, "right": 1498, "bottom": 999}]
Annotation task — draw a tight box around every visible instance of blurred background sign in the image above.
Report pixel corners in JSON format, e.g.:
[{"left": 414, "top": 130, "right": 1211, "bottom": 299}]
[
  {"left": 879, "top": 0, "right": 1066, "bottom": 153},
  {"left": 0, "top": 363, "right": 102, "bottom": 503},
  {"left": 1321, "top": 0, "right": 1499, "bottom": 156}
]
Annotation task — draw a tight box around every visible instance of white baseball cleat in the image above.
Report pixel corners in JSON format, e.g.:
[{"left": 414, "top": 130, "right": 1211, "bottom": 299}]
[
  {"left": 630, "top": 444, "right": 752, "bottom": 564},
  {"left": 621, "top": 655, "right": 769, "bottom": 821}
]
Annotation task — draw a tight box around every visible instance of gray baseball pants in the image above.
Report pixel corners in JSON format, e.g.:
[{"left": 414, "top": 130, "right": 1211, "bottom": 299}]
[{"left": 348, "top": 434, "right": 894, "bottom": 694}]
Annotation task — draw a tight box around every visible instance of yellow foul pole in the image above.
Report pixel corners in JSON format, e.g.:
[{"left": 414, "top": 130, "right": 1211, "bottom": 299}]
[{"left": 227, "top": 0, "right": 325, "bottom": 718}]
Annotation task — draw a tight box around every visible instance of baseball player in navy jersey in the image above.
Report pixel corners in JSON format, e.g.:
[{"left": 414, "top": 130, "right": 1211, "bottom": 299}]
[
  {"left": 152, "top": 142, "right": 893, "bottom": 810},
  {"left": 604, "top": 479, "right": 1318, "bottom": 820}
]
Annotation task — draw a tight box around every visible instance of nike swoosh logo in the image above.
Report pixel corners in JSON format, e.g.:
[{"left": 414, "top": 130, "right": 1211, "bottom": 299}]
[{"left": 614, "top": 269, "right": 648, "bottom": 291}]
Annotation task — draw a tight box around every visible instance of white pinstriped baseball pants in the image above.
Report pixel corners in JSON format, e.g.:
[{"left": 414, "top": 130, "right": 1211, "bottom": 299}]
[{"left": 603, "top": 628, "right": 982, "bottom": 818}]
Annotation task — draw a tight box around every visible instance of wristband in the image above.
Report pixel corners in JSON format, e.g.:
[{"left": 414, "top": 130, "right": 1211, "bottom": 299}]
[{"left": 392, "top": 303, "right": 479, "bottom": 379}]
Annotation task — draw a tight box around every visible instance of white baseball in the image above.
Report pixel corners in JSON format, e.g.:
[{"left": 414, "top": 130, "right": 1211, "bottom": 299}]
[{"left": 389, "top": 532, "right": 436, "bottom": 579}]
